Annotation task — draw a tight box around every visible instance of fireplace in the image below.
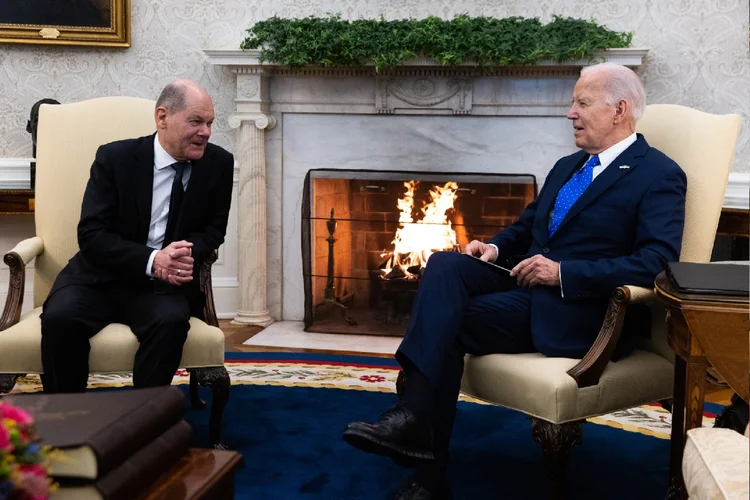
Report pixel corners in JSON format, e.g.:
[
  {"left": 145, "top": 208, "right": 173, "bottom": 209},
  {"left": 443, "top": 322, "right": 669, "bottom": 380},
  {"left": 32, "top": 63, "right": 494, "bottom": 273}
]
[{"left": 302, "top": 170, "right": 536, "bottom": 336}]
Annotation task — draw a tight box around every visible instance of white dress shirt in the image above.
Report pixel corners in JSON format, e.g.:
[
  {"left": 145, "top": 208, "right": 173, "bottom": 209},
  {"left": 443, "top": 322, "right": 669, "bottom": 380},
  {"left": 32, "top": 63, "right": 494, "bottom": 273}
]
[{"left": 145, "top": 135, "right": 192, "bottom": 276}]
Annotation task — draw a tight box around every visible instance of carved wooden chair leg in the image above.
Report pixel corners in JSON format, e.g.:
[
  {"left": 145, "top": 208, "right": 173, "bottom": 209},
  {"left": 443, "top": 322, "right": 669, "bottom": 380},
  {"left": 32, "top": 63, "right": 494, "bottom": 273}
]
[
  {"left": 188, "top": 370, "right": 206, "bottom": 409},
  {"left": 0, "top": 374, "right": 23, "bottom": 393},
  {"left": 193, "top": 366, "right": 231, "bottom": 450},
  {"left": 531, "top": 418, "right": 583, "bottom": 500}
]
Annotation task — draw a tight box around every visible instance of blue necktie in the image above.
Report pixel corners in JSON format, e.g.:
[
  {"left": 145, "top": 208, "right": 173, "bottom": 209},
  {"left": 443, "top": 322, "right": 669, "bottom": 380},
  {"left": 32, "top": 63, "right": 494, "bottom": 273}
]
[{"left": 549, "top": 154, "right": 600, "bottom": 237}]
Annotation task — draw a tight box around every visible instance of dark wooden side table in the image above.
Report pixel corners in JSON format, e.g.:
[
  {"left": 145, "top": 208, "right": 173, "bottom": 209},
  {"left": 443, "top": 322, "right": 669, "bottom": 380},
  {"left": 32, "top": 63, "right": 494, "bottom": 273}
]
[
  {"left": 0, "top": 189, "right": 35, "bottom": 215},
  {"left": 654, "top": 271, "right": 749, "bottom": 499},
  {"left": 141, "top": 448, "right": 243, "bottom": 500}
]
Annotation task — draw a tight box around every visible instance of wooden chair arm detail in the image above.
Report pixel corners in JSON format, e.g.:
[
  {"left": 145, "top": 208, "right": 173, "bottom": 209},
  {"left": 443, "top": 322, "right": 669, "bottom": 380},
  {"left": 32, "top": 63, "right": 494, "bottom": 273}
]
[
  {"left": 566, "top": 286, "right": 635, "bottom": 388},
  {"left": 1, "top": 252, "right": 27, "bottom": 332},
  {"left": 1, "top": 237, "right": 43, "bottom": 331},
  {"left": 200, "top": 249, "right": 220, "bottom": 328}
]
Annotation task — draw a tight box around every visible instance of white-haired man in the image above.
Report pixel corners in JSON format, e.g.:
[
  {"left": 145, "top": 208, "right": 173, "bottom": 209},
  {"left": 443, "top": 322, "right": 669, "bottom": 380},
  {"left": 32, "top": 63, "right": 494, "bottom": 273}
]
[{"left": 343, "top": 63, "right": 687, "bottom": 499}]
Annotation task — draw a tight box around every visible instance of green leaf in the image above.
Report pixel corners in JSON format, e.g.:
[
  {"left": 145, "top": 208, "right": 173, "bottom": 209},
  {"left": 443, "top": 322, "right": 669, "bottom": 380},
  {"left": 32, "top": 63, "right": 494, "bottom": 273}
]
[{"left": 240, "top": 14, "right": 631, "bottom": 69}]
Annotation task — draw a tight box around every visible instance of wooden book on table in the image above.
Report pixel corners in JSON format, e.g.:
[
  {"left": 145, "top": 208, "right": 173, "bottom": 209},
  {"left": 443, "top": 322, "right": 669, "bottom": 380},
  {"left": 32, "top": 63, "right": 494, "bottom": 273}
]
[
  {"left": 5, "top": 386, "right": 186, "bottom": 480},
  {"left": 50, "top": 419, "right": 193, "bottom": 500}
]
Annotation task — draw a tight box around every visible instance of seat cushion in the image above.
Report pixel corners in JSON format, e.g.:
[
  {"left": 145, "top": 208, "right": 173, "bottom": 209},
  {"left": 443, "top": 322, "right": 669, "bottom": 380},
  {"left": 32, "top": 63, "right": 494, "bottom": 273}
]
[
  {"left": 682, "top": 428, "right": 749, "bottom": 500},
  {"left": 461, "top": 350, "right": 673, "bottom": 423},
  {"left": 0, "top": 307, "right": 225, "bottom": 374}
]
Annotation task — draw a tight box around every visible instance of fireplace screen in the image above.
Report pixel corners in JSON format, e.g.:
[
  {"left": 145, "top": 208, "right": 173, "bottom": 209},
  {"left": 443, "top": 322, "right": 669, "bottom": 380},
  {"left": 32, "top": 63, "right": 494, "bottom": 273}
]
[{"left": 301, "top": 170, "right": 536, "bottom": 336}]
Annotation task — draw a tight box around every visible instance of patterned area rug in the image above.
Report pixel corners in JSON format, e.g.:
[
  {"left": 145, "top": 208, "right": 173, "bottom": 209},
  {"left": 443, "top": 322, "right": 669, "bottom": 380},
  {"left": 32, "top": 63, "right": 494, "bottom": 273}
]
[{"left": 9, "top": 351, "right": 720, "bottom": 441}]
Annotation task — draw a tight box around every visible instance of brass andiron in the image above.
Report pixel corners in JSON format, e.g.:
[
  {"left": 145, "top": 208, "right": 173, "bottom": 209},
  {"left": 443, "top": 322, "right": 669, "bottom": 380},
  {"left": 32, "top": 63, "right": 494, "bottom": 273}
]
[{"left": 314, "top": 208, "right": 357, "bottom": 326}]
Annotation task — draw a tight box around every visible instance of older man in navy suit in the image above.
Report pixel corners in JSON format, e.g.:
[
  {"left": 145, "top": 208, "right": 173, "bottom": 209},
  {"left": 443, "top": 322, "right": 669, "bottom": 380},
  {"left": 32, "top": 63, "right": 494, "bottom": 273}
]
[{"left": 343, "top": 62, "right": 687, "bottom": 499}]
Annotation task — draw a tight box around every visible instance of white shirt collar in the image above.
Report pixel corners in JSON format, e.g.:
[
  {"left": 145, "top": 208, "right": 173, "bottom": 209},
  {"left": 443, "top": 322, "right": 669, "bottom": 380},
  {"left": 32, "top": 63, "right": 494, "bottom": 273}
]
[
  {"left": 594, "top": 133, "right": 637, "bottom": 168},
  {"left": 153, "top": 134, "right": 184, "bottom": 170}
]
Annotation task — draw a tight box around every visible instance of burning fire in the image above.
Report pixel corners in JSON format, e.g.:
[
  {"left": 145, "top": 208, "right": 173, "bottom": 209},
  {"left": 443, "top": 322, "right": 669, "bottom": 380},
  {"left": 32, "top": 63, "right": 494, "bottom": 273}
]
[{"left": 381, "top": 181, "right": 459, "bottom": 278}]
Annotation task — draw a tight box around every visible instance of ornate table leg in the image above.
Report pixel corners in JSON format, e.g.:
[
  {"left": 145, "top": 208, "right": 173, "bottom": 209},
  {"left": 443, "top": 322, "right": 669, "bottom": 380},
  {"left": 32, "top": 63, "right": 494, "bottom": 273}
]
[
  {"left": 0, "top": 374, "right": 22, "bottom": 393},
  {"left": 191, "top": 367, "right": 231, "bottom": 450}
]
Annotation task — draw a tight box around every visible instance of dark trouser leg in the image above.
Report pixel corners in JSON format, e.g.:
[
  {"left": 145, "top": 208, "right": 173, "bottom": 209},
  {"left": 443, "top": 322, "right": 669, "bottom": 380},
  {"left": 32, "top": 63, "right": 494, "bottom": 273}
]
[
  {"left": 41, "top": 285, "right": 114, "bottom": 393},
  {"left": 396, "top": 251, "right": 518, "bottom": 385},
  {"left": 424, "top": 289, "right": 534, "bottom": 480},
  {"left": 124, "top": 290, "right": 190, "bottom": 388}
]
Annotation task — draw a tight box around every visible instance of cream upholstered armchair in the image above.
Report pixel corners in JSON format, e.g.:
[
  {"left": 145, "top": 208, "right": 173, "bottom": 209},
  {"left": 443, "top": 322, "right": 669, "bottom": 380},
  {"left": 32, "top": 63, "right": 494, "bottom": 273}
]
[
  {"left": 0, "top": 97, "right": 231, "bottom": 448},
  {"left": 458, "top": 104, "right": 742, "bottom": 497}
]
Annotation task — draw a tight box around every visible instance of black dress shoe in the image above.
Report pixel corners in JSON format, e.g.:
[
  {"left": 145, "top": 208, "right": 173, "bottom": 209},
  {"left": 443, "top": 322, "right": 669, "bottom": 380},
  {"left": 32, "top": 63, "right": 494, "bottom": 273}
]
[
  {"left": 342, "top": 402, "right": 434, "bottom": 464},
  {"left": 393, "top": 476, "right": 452, "bottom": 500}
]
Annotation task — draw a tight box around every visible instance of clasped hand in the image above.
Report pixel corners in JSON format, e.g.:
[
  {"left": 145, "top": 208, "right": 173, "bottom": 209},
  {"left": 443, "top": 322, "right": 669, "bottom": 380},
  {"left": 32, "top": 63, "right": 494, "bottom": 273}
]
[
  {"left": 153, "top": 240, "right": 194, "bottom": 286},
  {"left": 463, "top": 240, "right": 560, "bottom": 288}
]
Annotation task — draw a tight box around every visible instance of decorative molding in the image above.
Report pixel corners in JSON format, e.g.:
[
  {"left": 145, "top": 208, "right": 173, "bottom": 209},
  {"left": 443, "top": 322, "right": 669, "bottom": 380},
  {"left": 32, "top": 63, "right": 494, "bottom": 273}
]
[
  {"left": 203, "top": 48, "right": 650, "bottom": 72},
  {"left": 228, "top": 113, "right": 277, "bottom": 130},
  {"left": 376, "top": 76, "right": 472, "bottom": 114},
  {"left": 0, "top": 159, "right": 33, "bottom": 190},
  {"left": 724, "top": 172, "right": 750, "bottom": 210},
  {"left": 237, "top": 78, "right": 259, "bottom": 99}
]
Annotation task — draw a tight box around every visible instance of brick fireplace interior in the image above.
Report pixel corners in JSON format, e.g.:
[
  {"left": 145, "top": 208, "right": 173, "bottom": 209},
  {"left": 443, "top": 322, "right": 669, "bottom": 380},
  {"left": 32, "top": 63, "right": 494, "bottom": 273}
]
[{"left": 302, "top": 169, "right": 536, "bottom": 336}]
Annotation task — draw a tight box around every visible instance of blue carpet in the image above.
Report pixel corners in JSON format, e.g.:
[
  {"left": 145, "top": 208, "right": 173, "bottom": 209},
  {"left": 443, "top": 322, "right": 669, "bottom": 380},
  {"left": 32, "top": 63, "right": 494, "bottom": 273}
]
[{"left": 179, "top": 353, "right": 677, "bottom": 500}]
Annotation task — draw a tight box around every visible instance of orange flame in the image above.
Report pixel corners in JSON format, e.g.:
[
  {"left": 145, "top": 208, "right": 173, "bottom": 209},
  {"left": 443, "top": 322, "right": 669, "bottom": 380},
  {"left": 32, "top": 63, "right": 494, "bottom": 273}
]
[{"left": 382, "top": 181, "right": 458, "bottom": 277}]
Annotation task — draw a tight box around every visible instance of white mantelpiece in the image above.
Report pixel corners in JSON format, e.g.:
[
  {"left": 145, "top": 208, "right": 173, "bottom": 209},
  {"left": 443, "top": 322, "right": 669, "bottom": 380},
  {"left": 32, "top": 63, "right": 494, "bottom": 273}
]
[{"left": 205, "top": 48, "right": 648, "bottom": 326}]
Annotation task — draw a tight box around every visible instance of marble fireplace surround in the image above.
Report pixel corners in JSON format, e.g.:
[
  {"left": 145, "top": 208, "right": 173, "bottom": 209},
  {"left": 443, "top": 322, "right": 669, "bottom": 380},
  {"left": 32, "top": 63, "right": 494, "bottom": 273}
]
[{"left": 204, "top": 48, "right": 648, "bottom": 327}]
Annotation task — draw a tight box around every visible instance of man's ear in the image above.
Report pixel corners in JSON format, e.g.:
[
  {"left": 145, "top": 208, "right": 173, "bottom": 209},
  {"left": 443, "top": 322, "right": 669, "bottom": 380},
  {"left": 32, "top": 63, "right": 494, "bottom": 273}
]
[
  {"left": 613, "top": 99, "right": 628, "bottom": 124},
  {"left": 154, "top": 107, "right": 168, "bottom": 128}
]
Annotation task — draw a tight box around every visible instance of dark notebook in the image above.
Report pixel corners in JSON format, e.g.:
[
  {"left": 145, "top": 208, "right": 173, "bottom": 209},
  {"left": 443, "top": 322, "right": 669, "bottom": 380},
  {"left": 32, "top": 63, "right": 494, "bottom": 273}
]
[
  {"left": 666, "top": 262, "right": 750, "bottom": 297},
  {"left": 4, "top": 386, "right": 186, "bottom": 480},
  {"left": 52, "top": 419, "right": 193, "bottom": 500}
]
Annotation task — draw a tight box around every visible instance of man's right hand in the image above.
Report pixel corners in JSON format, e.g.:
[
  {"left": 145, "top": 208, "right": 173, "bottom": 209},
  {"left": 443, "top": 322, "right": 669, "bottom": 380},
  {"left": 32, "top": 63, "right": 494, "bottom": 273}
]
[
  {"left": 153, "top": 241, "right": 194, "bottom": 286},
  {"left": 463, "top": 240, "right": 498, "bottom": 262}
]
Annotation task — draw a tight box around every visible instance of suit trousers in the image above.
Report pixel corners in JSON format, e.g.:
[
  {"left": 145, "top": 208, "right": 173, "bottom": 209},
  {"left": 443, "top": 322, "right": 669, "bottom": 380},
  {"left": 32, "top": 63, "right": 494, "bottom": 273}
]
[
  {"left": 396, "top": 251, "right": 537, "bottom": 470},
  {"left": 40, "top": 280, "right": 191, "bottom": 392}
]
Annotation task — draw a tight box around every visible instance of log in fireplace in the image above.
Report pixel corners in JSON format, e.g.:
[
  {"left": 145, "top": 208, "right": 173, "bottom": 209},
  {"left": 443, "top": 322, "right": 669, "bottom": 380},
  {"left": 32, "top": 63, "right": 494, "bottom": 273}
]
[{"left": 302, "top": 169, "right": 536, "bottom": 336}]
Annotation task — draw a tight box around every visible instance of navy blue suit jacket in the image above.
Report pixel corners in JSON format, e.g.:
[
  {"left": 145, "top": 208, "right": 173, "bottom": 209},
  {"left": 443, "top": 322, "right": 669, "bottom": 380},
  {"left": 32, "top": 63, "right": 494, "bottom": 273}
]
[{"left": 489, "top": 134, "right": 687, "bottom": 358}]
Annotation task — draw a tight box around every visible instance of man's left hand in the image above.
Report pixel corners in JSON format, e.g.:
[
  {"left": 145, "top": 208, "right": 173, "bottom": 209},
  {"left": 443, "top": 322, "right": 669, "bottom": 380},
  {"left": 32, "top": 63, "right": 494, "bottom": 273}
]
[{"left": 511, "top": 255, "right": 560, "bottom": 288}]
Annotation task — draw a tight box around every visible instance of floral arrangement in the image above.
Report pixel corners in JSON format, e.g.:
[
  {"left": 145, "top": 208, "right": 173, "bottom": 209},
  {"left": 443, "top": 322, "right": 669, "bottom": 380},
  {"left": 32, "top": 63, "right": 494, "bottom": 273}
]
[{"left": 0, "top": 402, "right": 54, "bottom": 500}]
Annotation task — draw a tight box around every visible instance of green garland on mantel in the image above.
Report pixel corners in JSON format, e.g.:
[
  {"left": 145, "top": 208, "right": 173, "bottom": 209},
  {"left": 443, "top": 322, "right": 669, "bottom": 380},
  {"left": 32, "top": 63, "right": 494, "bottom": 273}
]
[{"left": 240, "top": 14, "right": 633, "bottom": 71}]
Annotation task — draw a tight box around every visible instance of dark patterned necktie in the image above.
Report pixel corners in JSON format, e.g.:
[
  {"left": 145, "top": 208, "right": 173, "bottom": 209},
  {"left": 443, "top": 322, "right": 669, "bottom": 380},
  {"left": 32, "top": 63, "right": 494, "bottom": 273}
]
[
  {"left": 549, "top": 154, "right": 600, "bottom": 237},
  {"left": 162, "top": 161, "right": 188, "bottom": 248}
]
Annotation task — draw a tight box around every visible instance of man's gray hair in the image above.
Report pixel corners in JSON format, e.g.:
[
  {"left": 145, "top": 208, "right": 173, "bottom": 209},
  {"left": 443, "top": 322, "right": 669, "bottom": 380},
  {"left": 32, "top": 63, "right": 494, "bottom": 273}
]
[
  {"left": 155, "top": 82, "right": 188, "bottom": 113},
  {"left": 581, "top": 62, "right": 646, "bottom": 121}
]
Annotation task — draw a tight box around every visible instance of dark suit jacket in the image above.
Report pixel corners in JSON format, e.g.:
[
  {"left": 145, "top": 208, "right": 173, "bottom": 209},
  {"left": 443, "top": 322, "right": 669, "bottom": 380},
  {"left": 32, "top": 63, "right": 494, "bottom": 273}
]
[
  {"left": 49, "top": 134, "right": 235, "bottom": 316},
  {"left": 489, "top": 134, "right": 687, "bottom": 358}
]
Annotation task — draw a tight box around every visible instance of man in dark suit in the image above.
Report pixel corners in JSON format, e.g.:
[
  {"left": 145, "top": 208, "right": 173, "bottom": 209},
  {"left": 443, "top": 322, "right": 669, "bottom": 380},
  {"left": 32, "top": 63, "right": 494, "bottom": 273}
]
[
  {"left": 343, "top": 63, "right": 687, "bottom": 499},
  {"left": 41, "top": 80, "right": 234, "bottom": 393}
]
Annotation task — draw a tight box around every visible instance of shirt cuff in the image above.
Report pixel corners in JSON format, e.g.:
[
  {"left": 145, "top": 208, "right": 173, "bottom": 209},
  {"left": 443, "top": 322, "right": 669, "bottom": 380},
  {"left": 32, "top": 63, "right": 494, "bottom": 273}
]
[
  {"left": 146, "top": 250, "right": 158, "bottom": 277},
  {"left": 488, "top": 244, "right": 499, "bottom": 262},
  {"left": 559, "top": 262, "right": 564, "bottom": 298}
]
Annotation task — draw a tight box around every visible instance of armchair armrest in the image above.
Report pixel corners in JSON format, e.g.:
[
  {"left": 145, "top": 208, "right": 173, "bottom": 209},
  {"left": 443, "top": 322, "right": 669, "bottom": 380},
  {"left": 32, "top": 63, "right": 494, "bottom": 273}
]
[
  {"left": 199, "top": 250, "right": 220, "bottom": 327},
  {"left": 566, "top": 285, "right": 656, "bottom": 388},
  {"left": 624, "top": 285, "right": 657, "bottom": 305},
  {"left": 1, "top": 236, "right": 44, "bottom": 331}
]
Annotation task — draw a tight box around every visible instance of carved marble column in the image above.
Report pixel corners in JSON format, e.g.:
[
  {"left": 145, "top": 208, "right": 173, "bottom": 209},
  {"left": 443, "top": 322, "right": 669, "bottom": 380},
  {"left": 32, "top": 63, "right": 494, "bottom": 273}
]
[
  {"left": 229, "top": 112, "right": 276, "bottom": 326},
  {"left": 227, "top": 68, "right": 276, "bottom": 326}
]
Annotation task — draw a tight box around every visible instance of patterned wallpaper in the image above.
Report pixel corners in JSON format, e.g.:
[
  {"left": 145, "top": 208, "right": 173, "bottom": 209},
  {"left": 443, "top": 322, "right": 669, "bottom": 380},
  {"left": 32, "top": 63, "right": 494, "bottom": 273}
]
[{"left": 1, "top": 0, "right": 748, "bottom": 171}]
